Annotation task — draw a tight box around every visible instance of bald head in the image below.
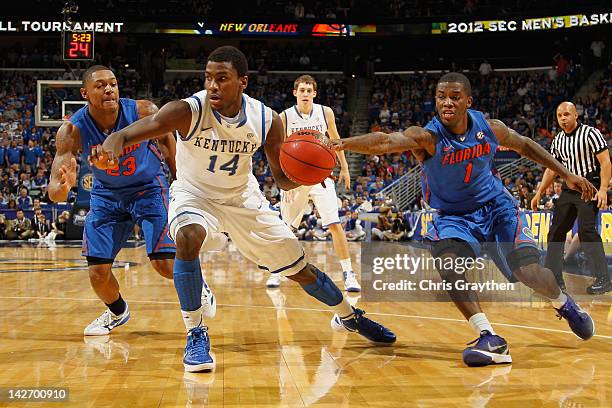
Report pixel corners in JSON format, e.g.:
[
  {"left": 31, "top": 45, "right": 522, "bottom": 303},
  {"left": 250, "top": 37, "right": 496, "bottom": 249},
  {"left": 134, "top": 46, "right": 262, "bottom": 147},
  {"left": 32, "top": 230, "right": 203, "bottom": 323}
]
[{"left": 556, "top": 101, "right": 578, "bottom": 133}]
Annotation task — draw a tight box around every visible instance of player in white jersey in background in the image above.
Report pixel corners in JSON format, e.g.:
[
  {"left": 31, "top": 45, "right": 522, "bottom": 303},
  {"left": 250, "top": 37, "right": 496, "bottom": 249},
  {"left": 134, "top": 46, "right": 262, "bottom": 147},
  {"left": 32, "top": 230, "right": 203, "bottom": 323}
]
[
  {"left": 269, "top": 75, "right": 360, "bottom": 292},
  {"left": 98, "top": 46, "right": 395, "bottom": 373}
]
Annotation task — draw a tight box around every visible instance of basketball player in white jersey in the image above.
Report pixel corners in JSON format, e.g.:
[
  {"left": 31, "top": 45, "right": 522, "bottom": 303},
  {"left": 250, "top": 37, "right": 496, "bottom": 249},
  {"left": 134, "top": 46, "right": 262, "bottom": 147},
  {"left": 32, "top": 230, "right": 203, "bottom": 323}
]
[
  {"left": 97, "top": 46, "right": 395, "bottom": 372},
  {"left": 269, "top": 75, "right": 360, "bottom": 292}
]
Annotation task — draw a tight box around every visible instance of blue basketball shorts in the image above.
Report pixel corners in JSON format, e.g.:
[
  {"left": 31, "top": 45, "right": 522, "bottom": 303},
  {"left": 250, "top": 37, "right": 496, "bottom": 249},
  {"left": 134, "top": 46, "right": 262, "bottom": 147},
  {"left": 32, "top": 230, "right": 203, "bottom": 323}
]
[
  {"left": 425, "top": 190, "right": 538, "bottom": 280},
  {"left": 83, "top": 188, "right": 176, "bottom": 261}
]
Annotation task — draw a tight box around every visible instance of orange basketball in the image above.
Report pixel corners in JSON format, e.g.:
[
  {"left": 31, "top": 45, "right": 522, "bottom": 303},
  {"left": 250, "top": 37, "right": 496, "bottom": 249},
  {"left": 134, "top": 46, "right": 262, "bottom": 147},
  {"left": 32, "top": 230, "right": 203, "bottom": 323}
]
[{"left": 280, "top": 129, "right": 336, "bottom": 186}]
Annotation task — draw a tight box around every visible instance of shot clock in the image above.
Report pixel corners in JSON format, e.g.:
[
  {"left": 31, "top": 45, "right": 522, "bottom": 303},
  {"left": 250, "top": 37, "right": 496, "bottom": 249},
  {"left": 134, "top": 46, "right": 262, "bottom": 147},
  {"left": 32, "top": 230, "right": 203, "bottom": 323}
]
[{"left": 62, "top": 30, "right": 94, "bottom": 61}]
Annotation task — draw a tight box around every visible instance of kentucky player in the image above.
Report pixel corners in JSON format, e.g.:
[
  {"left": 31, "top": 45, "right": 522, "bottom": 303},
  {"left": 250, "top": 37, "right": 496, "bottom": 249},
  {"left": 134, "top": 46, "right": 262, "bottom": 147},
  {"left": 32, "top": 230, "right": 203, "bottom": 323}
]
[
  {"left": 272, "top": 74, "right": 360, "bottom": 292},
  {"left": 331, "top": 72, "right": 596, "bottom": 367},
  {"left": 98, "top": 46, "right": 396, "bottom": 373},
  {"left": 48, "top": 65, "right": 215, "bottom": 336}
]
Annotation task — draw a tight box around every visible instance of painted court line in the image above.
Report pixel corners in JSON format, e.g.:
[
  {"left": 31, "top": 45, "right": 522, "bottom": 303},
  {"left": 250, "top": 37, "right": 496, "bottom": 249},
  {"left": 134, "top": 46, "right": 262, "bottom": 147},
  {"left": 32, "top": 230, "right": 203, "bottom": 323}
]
[{"left": 1, "top": 295, "right": 610, "bottom": 340}]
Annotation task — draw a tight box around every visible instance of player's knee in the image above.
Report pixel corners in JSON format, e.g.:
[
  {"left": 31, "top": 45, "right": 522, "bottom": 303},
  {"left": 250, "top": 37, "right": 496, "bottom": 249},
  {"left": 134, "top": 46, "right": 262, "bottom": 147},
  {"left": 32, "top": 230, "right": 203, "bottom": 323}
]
[
  {"left": 287, "top": 264, "right": 316, "bottom": 284},
  {"left": 88, "top": 264, "right": 112, "bottom": 285},
  {"left": 431, "top": 239, "right": 474, "bottom": 280},
  {"left": 175, "top": 225, "right": 206, "bottom": 258},
  {"left": 150, "top": 258, "right": 174, "bottom": 279},
  {"left": 507, "top": 247, "right": 541, "bottom": 282}
]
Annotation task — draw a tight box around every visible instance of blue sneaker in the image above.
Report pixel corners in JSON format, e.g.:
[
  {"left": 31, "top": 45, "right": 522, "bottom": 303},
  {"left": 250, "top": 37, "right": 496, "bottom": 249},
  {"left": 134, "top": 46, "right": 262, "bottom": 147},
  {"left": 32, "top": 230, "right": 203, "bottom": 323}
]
[
  {"left": 462, "top": 331, "right": 512, "bottom": 367},
  {"left": 331, "top": 308, "right": 396, "bottom": 345},
  {"left": 184, "top": 326, "right": 215, "bottom": 372},
  {"left": 554, "top": 295, "right": 595, "bottom": 340}
]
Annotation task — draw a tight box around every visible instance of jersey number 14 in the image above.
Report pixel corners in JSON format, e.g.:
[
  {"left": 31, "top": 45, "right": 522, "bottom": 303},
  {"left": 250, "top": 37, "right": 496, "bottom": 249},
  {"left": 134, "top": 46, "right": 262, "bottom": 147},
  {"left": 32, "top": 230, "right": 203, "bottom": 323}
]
[{"left": 207, "top": 154, "right": 239, "bottom": 176}]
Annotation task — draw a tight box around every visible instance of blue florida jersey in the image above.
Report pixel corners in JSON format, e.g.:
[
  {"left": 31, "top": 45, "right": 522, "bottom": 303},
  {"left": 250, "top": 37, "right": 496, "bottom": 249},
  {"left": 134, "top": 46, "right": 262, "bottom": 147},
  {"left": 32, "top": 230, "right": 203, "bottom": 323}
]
[
  {"left": 422, "top": 109, "right": 507, "bottom": 214},
  {"left": 70, "top": 98, "right": 167, "bottom": 197}
]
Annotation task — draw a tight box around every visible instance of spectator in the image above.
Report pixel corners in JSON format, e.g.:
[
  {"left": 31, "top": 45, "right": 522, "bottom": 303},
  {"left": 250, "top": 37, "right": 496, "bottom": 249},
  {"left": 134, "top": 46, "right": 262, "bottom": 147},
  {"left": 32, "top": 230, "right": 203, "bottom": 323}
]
[
  {"left": 372, "top": 206, "right": 394, "bottom": 241},
  {"left": 33, "top": 212, "right": 50, "bottom": 239},
  {"left": 37, "top": 185, "right": 51, "bottom": 204},
  {"left": 262, "top": 176, "right": 280, "bottom": 200},
  {"left": 479, "top": 60, "right": 493, "bottom": 76},
  {"left": 0, "top": 214, "right": 6, "bottom": 239},
  {"left": 7, "top": 208, "right": 33, "bottom": 240},
  {"left": 17, "top": 187, "right": 32, "bottom": 209},
  {"left": 50, "top": 211, "right": 69, "bottom": 240},
  {"left": 344, "top": 211, "right": 366, "bottom": 241}
]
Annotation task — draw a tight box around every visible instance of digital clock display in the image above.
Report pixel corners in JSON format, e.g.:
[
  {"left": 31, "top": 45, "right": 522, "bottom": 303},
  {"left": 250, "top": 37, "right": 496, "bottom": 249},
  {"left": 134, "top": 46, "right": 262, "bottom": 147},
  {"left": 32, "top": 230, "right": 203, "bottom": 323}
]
[{"left": 63, "top": 30, "right": 94, "bottom": 61}]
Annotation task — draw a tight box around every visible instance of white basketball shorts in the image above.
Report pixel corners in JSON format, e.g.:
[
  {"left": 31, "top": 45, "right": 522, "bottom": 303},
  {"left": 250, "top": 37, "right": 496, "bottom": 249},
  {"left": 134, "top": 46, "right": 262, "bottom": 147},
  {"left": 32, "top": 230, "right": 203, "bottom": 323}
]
[{"left": 168, "top": 181, "right": 307, "bottom": 277}]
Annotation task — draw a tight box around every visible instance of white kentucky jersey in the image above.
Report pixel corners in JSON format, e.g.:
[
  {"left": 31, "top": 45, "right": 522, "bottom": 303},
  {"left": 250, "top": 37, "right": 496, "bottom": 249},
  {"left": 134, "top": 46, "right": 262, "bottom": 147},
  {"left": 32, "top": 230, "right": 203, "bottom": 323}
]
[
  {"left": 177, "top": 90, "right": 273, "bottom": 199},
  {"left": 282, "top": 103, "right": 328, "bottom": 137}
]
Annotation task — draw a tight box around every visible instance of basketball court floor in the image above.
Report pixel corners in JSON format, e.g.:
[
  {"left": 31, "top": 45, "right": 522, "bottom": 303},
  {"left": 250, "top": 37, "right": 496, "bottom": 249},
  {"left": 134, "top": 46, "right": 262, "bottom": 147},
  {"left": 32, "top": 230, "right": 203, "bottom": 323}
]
[{"left": 0, "top": 241, "right": 610, "bottom": 407}]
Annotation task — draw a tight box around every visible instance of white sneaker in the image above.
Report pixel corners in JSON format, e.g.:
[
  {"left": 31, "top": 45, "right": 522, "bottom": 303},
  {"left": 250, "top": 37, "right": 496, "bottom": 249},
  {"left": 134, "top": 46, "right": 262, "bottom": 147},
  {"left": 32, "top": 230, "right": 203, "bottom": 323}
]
[
  {"left": 84, "top": 304, "right": 131, "bottom": 336},
  {"left": 266, "top": 274, "right": 282, "bottom": 288},
  {"left": 201, "top": 281, "right": 216, "bottom": 319},
  {"left": 343, "top": 271, "right": 361, "bottom": 292}
]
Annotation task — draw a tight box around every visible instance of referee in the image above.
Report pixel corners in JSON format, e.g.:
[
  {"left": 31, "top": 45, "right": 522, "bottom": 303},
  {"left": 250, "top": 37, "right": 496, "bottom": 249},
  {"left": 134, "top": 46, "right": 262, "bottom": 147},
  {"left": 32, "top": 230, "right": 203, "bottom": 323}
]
[{"left": 532, "top": 101, "right": 611, "bottom": 294}]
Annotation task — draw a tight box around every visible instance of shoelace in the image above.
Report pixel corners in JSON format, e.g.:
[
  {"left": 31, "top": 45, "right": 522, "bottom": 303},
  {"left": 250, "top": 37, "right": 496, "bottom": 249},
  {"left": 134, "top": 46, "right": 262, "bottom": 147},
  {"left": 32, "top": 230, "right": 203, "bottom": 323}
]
[
  {"left": 94, "top": 310, "right": 112, "bottom": 327},
  {"left": 466, "top": 330, "right": 490, "bottom": 346},
  {"left": 556, "top": 303, "right": 586, "bottom": 321},
  {"left": 188, "top": 327, "right": 210, "bottom": 354},
  {"left": 353, "top": 309, "right": 387, "bottom": 332}
]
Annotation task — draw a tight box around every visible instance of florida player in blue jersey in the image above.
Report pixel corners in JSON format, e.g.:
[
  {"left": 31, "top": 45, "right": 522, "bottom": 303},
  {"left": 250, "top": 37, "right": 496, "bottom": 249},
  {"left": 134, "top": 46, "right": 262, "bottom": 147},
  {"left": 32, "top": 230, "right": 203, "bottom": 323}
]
[
  {"left": 48, "top": 65, "right": 215, "bottom": 336},
  {"left": 331, "top": 72, "right": 596, "bottom": 367}
]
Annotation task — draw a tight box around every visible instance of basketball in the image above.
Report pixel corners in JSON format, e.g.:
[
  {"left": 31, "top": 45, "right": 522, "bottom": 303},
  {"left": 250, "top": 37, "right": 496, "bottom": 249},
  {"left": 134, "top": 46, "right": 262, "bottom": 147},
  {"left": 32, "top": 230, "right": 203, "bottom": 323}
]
[{"left": 280, "top": 129, "right": 336, "bottom": 186}]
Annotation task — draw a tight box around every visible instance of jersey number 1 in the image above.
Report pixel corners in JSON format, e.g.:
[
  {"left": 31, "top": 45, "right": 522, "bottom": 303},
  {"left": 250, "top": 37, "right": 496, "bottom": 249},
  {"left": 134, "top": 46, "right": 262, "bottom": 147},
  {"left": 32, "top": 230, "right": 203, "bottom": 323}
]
[
  {"left": 207, "top": 154, "right": 239, "bottom": 176},
  {"left": 464, "top": 161, "right": 473, "bottom": 183}
]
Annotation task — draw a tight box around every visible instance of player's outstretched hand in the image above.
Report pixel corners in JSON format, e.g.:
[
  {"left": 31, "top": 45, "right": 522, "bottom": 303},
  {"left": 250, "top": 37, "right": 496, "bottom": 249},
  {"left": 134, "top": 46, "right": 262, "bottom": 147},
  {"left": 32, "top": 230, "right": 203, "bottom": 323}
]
[
  {"left": 566, "top": 174, "right": 597, "bottom": 201},
  {"left": 338, "top": 168, "right": 351, "bottom": 189},
  {"left": 329, "top": 139, "right": 344, "bottom": 151},
  {"left": 89, "top": 144, "right": 118, "bottom": 170},
  {"left": 102, "top": 131, "right": 127, "bottom": 161},
  {"left": 59, "top": 157, "right": 77, "bottom": 191}
]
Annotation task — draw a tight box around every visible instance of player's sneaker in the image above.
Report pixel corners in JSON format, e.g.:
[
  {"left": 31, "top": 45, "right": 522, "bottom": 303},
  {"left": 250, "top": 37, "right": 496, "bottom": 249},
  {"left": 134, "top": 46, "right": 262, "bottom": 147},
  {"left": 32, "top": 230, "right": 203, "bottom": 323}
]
[
  {"left": 331, "top": 307, "right": 396, "bottom": 345},
  {"left": 266, "top": 274, "right": 282, "bottom": 288},
  {"left": 84, "top": 304, "right": 131, "bottom": 336},
  {"left": 554, "top": 295, "right": 595, "bottom": 340},
  {"left": 343, "top": 271, "right": 361, "bottom": 292},
  {"left": 586, "top": 276, "right": 612, "bottom": 295},
  {"left": 462, "top": 330, "right": 512, "bottom": 367},
  {"left": 184, "top": 326, "right": 215, "bottom": 372},
  {"left": 201, "top": 281, "right": 216, "bottom": 319}
]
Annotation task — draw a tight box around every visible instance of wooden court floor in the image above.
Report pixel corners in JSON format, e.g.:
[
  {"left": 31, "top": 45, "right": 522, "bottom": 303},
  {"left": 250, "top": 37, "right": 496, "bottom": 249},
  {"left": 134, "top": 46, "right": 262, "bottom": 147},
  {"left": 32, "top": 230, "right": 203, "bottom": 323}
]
[{"left": 0, "top": 241, "right": 610, "bottom": 407}]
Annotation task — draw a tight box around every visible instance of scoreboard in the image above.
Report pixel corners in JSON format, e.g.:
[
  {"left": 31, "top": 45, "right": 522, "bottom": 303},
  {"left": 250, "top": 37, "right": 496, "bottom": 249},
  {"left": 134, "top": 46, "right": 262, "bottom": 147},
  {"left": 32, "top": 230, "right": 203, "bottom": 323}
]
[{"left": 62, "top": 30, "right": 94, "bottom": 61}]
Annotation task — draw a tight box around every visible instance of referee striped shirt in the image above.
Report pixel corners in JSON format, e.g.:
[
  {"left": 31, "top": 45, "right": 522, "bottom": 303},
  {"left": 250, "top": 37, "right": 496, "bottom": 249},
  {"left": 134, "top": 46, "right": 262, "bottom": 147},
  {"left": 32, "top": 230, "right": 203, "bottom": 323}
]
[{"left": 549, "top": 123, "right": 608, "bottom": 178}]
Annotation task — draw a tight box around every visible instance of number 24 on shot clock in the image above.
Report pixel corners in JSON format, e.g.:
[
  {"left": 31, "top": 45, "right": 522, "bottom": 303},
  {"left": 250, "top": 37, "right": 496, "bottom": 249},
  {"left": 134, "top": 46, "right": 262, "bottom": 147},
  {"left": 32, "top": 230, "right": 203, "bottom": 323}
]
[{"left": 63, "top": 30, "right": 95, "bottom": 61}]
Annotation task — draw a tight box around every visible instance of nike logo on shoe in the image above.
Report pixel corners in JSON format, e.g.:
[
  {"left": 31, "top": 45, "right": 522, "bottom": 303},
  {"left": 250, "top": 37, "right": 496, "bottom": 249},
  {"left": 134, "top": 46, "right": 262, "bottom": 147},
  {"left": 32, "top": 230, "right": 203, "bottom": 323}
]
[{"left": 486, "top": 342, "right": 506, "bottom": 353}]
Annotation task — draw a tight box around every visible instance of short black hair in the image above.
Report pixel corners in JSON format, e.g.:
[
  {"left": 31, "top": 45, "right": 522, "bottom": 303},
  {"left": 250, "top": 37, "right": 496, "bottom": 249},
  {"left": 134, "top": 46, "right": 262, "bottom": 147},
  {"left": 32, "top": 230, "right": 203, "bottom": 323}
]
[
  {"left": 207, "top": 46, "right": 248, "bottom": 77},
  {"left": 438, "top": 72, "right": 472, "bottom": 96},
  {"left": 82, "top": 65, "right": 113, "bottom": 86}
]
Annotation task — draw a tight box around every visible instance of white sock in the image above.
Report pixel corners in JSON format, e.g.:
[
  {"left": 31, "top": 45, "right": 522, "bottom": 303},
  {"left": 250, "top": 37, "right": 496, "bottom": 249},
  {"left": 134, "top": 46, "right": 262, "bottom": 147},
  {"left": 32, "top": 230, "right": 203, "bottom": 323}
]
[
  {"left": 181, "top": 307, "right": 203, "bottom": 331},
  {"left": 333, "top": 297, "right": 355, "bottom": 319},
  {"left": 468, "top": 313, "right": 495, "bottom": 335},
  {"left": 340, "top": 258, "right": 352, "bottom": 273},
  {"left": 550, "top": 292, "right": 568, "bottom": 309}
]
